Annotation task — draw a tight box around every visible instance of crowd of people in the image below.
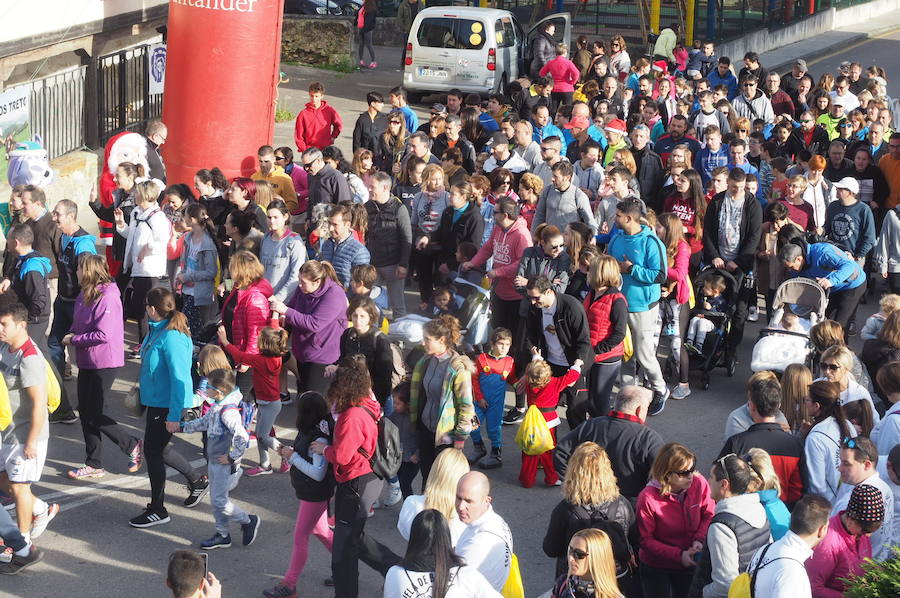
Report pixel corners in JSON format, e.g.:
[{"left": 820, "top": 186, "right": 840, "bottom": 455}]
[{"left": 1, "top": 20, "right": 900, "bottom": 598}]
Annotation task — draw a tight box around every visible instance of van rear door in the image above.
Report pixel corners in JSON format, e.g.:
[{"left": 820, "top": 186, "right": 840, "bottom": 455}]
[
  {"left": 410, "top": 16, "right": 458, "bottom": 87},
  {"left": 445, "top": 16, "right": 488, "bottom": 87},
  {"left": 524, "top": 12, "right": 571, "bottom": 76}
]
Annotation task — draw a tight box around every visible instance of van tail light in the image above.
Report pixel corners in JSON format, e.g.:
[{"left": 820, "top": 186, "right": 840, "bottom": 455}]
[
  {"left": 405, "top": 43, "right": 413, "bottom": 66},
  {"left": 487, "top": 48, "right": 496, "bottom": 71}
]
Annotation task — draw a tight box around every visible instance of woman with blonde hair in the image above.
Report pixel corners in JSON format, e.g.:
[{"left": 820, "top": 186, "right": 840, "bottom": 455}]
[
  {"left": 551, "top": 528, "right": 623, "bottom": 598},
  {"left": 397, "top": 448, "right": 469, "bottom": 544},
  {"left": 745, "top": 448, "right": 790, "bottom": 540},
  {"left": 636, "top": 443, "right": 715, "bottom": 598},
  {"left": 543, "top": 442, "right": 634, "bottom": 582},
  {"left": 64, "top": 254, "right": 142, "bottom": 480},
  {"left": 819, "top": 345, "right": 880, "bottom": 424},
  {"left": 781, "top": 363, "right": 812, "bottom": 434},
  {"left": 582, "top": 256, "right": 628, "bottom": 417}
]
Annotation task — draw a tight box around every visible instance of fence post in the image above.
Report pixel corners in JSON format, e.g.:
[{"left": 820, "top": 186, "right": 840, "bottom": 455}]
[
  {"left": 651, "top": 0, "right": 661, "bottom": 32},
  {"left": 77, "top": 49, "right": 99, "bottom": 150},
  {"left": 686, "top": 0, "right": 695, "bottom": 44}
]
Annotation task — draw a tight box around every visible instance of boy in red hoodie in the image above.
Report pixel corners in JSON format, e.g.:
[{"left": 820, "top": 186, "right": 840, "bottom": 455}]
[
  {"left": 294, "top": 81, "right": 343, "bottom": 152},
  {"left": 518, "top": 351, "right": 583, "bottom": 488}
]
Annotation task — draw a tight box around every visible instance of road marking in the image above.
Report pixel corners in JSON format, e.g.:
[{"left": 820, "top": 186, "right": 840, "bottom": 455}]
[{"left": 807, "top": 27, "right": 900, "bottom": 67}]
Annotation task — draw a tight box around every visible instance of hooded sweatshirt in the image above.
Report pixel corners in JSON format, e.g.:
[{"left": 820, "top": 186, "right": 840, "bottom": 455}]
[
  {"left": 805, "top": 513, "right": 872, "bottom": 598},
  {"left": 139, "top": 317, "right": 193, "bottom": 421},
  {"left": 70, "top": 282, "right": 125, "bottom": 370},
  {"left": 283, "top": 277, "right": 348, "bottom": 364},
  {"left": 823, "top": 199, "right": 876, "bottom": 259},
  {"left": 12, "top": 251, "right": 51, "bottom": 324},
  {"left": 323, "top": 395, "right": 380, "bottom": 483},
  {"left": 873, "top": 206, "right": 900, "bottom": 274},
  {"left": 294, "top": 100, "right": 343, "bottom": 151},
  {"left": 181, "top": 388, "right": 249, "bottom": 462},
  {"left": 732, "top": 89, "right": 775, "bottom": 123},
  {"left": 607, "top": 224, "right": 667, "bottom": 312},
  {"left": 469, "top": 216, "right": 533, "bottom": 301}
]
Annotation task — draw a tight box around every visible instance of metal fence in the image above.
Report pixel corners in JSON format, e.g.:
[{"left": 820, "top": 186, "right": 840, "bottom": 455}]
[
  {"left": 97, "top": 45, "right": 163, "bottom": 144},
  {"left": 24, "top": 66, "right": 87, "bottom": 160}
]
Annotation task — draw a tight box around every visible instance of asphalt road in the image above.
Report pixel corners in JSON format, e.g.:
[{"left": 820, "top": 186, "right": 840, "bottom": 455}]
[{"left": 3, "top": 34, "right": 896, "bottom": 598}]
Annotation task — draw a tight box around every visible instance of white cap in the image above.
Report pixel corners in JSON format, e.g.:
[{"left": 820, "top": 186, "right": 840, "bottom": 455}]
[{"left": 833, "top": 176, "right": 859, "bottom": 195}]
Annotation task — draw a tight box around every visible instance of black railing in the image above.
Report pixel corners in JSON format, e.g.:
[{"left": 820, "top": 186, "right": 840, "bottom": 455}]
[{"left": 96, "top": 45, "right": 163, "bottom": 144}]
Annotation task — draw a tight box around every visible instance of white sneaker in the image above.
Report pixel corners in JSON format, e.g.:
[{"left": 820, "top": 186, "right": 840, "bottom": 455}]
[
  {"left": 747, "top": 305, "right": 759, "bottom": 322},
  {"left": 383, "top": 482, "right": 402, "bottom": 507}
]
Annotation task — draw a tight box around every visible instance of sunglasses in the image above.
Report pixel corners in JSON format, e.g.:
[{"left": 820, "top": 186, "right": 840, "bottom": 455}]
[
  {"left": 821, "top": 362, "right": 841, "bottom": 371},
  {"left": 302, "top": 161, "right": 316, "bottom": 170},
  {"left": 842, "top": 437, "right": 874, "bottom": 461},
  {"left": 389, "top": 121, "right": 402, "bottom": 125},
  {"left": 274, "top": 156, "right": 285, "bottom": 161},
  {"left": 547, "top": 243, "right": 565, "bottom": 250},
  {"left": 715, "top": 453, "right": 736, "bottom": 484},
  {"left": 743, "top": 83, "right": 756, "bottom": 87},
  {"left": 673, "top": 465, "right": 696, "bottom": 478},
  {"left": 568, "top": 546, "right": 589, "bottom": 560}
]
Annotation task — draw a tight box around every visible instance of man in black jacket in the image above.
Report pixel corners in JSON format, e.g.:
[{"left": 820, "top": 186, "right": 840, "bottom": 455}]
[
  {"left": 719, "top": 377, "right": 806, "bottom": 505},
  {"left": 145, "top": 119, "right": 167, "bottom": 183},
  {"left": 524, "top": 275, "right": 593, "bottom": 429},
  {"left": 554, "top": 385, "right": 664, "bottom": 504},
  {"left": 302, "top": 147, "right": 351, "bottom": 227},
  {"left": 352, "top": 91, "right": 386, "bottom": 153},
  {"left": 365, "top": 172, "right": 412, "bottom": 319},
  {"left": 629, "top": 124, "right": 665, "bottom": 212},
  {"left": 434, "top": 115, "right": 477, "bottom": 174},
  {"left": 786, "top": 111, "right": 831, "bottom": 158},
  {"left": 702, "top": 168, "right": 762, "bottom": 368}
]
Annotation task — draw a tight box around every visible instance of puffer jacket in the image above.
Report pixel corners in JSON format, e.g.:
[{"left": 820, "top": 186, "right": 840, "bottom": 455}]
[
  {"left": 319, "top": 234, "right": 371, "bottom": 287},
  {"left": 365, "top": 196, "right": 412, "bottom": 268},
  {"left": 224, "top": 278, "right": 273, "bottom": 355}
]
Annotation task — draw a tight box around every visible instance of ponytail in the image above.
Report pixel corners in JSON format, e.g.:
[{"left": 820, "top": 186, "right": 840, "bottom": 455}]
[
  {"left": 186, "top": 203, "right": 217, "bottom": 240},
  {"left": 299, "top": 260, "right": 340, "bottom": 287},
  {"left": 809, "top": 380, "right": 852, "bottom": 438},
  {"left": 146, "top": 287, "right": 191, "bottom": 337}
]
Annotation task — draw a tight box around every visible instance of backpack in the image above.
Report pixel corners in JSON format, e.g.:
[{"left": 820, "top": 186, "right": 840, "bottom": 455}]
[
  {"left": 375, "top": 331, "right": 407, "bottom": 391},
  {"left": 357, "top": 404, "right": 402, "bottom": 480},
  {"left": 568, "top": 502, "right": 634, "bottom": 578},
  {"left": 0, "top": 357, "right": 60, "bottom": 430},
  {"left": 221, "top": 401, "right": 255, "bottom": 435},
  {"left": 728, "top": 542, "right": 801, "bottom": 598}
]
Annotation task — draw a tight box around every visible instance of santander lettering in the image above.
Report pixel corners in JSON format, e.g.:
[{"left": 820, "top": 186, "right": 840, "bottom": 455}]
[{"left": 171, "top": 0, "right": 258, "bottom": 12}]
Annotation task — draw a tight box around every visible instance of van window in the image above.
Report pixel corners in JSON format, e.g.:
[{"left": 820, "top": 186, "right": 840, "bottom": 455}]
[
  {"left": 495, "top": 18, "right": 515, "bottom": 48},
  {"left": 417, "top": 17, "right": 486, "bottom": 50}
]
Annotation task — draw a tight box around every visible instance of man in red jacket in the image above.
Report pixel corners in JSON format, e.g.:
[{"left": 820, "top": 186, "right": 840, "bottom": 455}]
[{"left": 294, "top": 81, "right": 343, "bottom": 152}]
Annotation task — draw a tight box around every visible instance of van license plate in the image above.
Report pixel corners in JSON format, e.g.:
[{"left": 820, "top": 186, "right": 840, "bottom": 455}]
[{"left": 418, "top": 68, "right": 448, "bottom": 79}]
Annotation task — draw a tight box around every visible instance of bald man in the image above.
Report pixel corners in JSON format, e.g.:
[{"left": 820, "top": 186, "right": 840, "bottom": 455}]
[{"left": 454, "top": 472, "right": 514, "bottom": 591}]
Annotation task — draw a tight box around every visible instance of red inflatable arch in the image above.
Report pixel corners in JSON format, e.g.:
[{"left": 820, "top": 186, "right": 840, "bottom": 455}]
[{"left": 162, "top": 0, "right": 284, "bottom": 186}]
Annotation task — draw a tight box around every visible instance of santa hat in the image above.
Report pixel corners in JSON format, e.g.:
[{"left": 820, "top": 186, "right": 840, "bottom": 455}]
[
  {"left": 652, "top": 60, "right": 668, "bottom": 75},
  {"left": 605, "top": 118, "right": 627, "bottom": 137}
]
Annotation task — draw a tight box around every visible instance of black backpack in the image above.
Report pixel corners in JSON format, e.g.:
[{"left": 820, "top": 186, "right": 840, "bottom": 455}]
[
  {"left": 356, "top": 405, "right": 402, "bottom": 480},
  {"left": 568, "top": 502, "right": 634, "bottom": 578}
]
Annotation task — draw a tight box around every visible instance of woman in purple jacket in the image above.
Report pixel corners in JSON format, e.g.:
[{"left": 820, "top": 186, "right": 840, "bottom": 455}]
[
  {"left": 63, "top": 254, "right": 143, "bottom": 480},
  {"left": 270, "top": 260, "right": 348, "bottom": 396}
]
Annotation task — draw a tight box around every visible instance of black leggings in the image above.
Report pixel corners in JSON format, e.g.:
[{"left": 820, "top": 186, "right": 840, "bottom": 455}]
[
  {"left": 144, "top": 406, "right": 200, "bottom": 510},
  {"left": 826, "top": 282, "right": 867, "bottom": 330},
  {"left": 413, "top": 247, "right": 439, "bottom": 304},
  {"left": 296, "top": 361, "right": 329, "bottom": 397},
  {"left": 78, "top": 368, "right": 139, "bottom": 469},
  {"left": 587, "top": 360, "right": 622, "bottom": 418}
]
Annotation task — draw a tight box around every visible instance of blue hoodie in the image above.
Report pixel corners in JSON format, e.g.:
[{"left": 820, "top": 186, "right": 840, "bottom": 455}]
[
  {"left": 758, "top": 488, "right": 790, "bottom": 540},
  {"left": 532, "top": 122, "right": 564, "bottom": 144},
  {"left": 139, "top": 318, "right": 194, "bottom": 421},
  {"left": 789, "top": 242, "right": 865, "bottom": 292},
  {"left": 13, "top": 252, "right": 52, "bottom": 323},
  {"left": 707, "top": 68, "right": 738, "bottom": 100},
  {"left": 607, "top": 225, "right": 667, "bottom": 312}
]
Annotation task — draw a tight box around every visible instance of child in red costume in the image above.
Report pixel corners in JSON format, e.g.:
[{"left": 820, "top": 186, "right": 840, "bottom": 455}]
[{"left": 518, "top": 351, "right": 583, "bottom": 488}]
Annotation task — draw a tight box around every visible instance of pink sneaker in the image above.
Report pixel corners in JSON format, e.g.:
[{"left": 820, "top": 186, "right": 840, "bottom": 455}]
[
  {"left": 277, "top": 459, "right": 290, "bottom": 473},
  {"left": 368, "top": 62, "right": 377, "bottom": 69},
  {"left": 245, "top": 465, "right": 273, "bottom": 477}
]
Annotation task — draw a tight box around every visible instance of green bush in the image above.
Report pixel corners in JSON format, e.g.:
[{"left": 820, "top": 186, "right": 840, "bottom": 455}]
[{"left": 842, "top": 551, "right": 900, "bottom": 598}]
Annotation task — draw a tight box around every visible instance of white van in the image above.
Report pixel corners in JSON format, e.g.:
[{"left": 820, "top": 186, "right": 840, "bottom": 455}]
[{"left": 402, "top": 7, "right": 570, "bottom": 102}]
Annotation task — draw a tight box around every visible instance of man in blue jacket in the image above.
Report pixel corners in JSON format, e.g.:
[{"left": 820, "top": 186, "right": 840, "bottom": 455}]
[
  {"left": 320, "top": 203, "right": 371, "bottom": 288},
  {"left": 608, "top": 200, "right": 670, "bottom": 415},
  {"left": 779, "top": 237, "right": 866, "bottom": 329},
  {"left": 707, "top": 57, "right": 739, "bottom": 100}
]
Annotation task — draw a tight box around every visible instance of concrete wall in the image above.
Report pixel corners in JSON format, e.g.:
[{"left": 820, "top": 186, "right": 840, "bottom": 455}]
[{"left": 718, "top": 0, "right": 899, "bottom": 65}]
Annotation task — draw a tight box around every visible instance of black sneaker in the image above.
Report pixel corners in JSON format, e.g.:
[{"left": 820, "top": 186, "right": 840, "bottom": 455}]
[
  {"left": 324, "top": 577, "right": 335, "bottom": 587},
  {"left": 184, "top": 475, "right": 210, "bottom": 508},
  {"left": 49, "top": 411, "right": 78, "bottom": 424},
  {"left": 502, "top": 408, "right": 525, "bottom": 425},
  {"left": 200, "top": 533, "right": 232, "bottom": 550},
  {"left": 468, "top": 443, "right": 487, "bottom": 465},
  {"left": 280, "top": 392, "right": 292, "bottom": 405},
  {"left": 847, "top": 321, "right": 859, "bottom": 336},
  {"left": 0, "top": 546, "right": 43, "bottom": 575},
  {"left": 129, "top": 504, "right": 170, "bottom": 528},
  {"left": 242, "top": 514, "right": 261, "bottom": 546},
  {"left": 648, "top": 388, "right": 670, "bottom": 417}
]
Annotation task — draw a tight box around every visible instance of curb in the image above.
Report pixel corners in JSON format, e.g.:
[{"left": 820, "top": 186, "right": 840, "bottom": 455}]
[{"left": 769, "top": 23, "right": 900, "bottom": 74}]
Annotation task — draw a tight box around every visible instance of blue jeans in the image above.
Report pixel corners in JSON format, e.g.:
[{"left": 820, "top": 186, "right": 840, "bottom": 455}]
[
  {"left": 470, "top": 391, "right": 504, "bottom": 448},
  {"left": 208, "top": 462, "right": 249, "bottom": 536},
  {"left": 47, "top": 297, "right": 75, "bottom": 374},
  {"left": 0, "top": 504, "right": 27, "bottom": 552}
]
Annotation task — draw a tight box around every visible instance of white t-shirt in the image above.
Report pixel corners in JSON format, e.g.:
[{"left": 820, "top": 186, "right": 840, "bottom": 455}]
[
  {"left": 383, "top": 565, "right": 502, "bottom": 598},
  {"left": 397, "top": 494, "right": 466, "bottom": 545},
  {"left": 454, "top": 506, "right": 513, "bottom": 592}
]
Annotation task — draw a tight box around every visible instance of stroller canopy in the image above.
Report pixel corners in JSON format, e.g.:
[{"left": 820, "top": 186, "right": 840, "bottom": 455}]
[{"left": 772, "top": 278, "right": 828, "bottom": 320}]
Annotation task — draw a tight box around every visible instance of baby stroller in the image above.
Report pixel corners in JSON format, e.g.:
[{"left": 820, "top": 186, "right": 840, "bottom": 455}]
[
  {"left": 750, "top": 278, "right": 828, "bottom": 374},
  {"left": 687, "top": 268, "right": 740, "bottom": 389},
  {"left": 388, "top": 277, "right": 492, "bottom": 351}
]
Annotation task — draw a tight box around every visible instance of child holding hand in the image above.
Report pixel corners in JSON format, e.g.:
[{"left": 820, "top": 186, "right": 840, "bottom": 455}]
[{"left": 518, "top": 350, "right": 583, "bottom": 488}]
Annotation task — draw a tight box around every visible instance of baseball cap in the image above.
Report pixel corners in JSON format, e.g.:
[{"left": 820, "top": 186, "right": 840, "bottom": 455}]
[
  {"left": 794, "top": 59, "right": 808, "bottom": 72},
  {"left": 564, "top": 115, "right": 591, "bottom": 130},
  {"left": 430, "top": 103, "right": 447, "bottom": 115},
  {"left": 833, "top": 176, "right": 859, "bottom": 195},
  {"left": 831, "top": 96, "right": 845, "bottom": 107}
]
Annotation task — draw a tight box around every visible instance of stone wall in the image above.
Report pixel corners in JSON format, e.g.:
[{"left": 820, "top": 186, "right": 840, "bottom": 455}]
[
  {"left": 373, "top": 16, "right": 409, "bottom": 47},
  {"left": 282, "top": 16, "right": 358, "bottom": 68}
]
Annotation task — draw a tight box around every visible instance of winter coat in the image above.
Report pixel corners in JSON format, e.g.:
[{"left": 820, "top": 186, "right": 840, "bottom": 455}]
[
  {"left": 70, "top": 282, "right": 125, "bottom": 370},
  {"left": 525, "top": 292, "right": 594, "bottom": 366},
  {"left": 732, "top": 90, "right": 775, "bottom": 123},
  {"left": 633, "top": 147, "right": 666, "bottom": 212},
  {"left": 365, "top": 196, "right": 412, "bottom": 268},
  {"left": 294, "top": 100, "right": 343, "bottom": 151},
  {"left": 319, "top": 234, "right": 370, "bottom": 287},
  {"left": 410, "top": 352, "right": 476, "bottom": 445},
  {"left": 805, "top": 513, "right": 872, "bottom": 598},
  {"left": 11, "top": 252, "right": 51, "bottom": 324},
  {"left": 308, "top": 165, "right": 352, "bottom": 213},
  {"left": 469, "top": 217, "right": 533, "bottom": 301},
  {"left": 786, "top": 126, "right": 831, "bottom": 159},
  {"left": 435, "top": 202, "right": 483, "bottom": 272},
  {"left": 515, "top": 245, "right": 571, "bottom": 315},
  {"left": 139, "top": 318, "right": 193, "bottom": 421},
  {"left": 785, "top": 240, "right": 865, "bottom": 292},
  {"left": 324, "top": 396, "right": 380, "bottom": 483},
  {"left": 181, "top": 389, "right": 249, "bottom": 462},
  {"left": 340, "top": 328, "right": 394, "bottom": 404},
  {"left": 223, "top": 278, "right": 273, "bottom": 355},
  {"left": 283, "top": 277, "right": 348, "bottom": 364},
  {"left": 720, "top": 422, "right": 805, "bottom": 505},
  {"left": 584, "top": 287, "right": 627, "bottom": 363},
  {"left": 530, "top": 32, "right": 556, "bottom": 79},
  {"left": 118, "top": 204, "right": 170, "bottom": 278}
]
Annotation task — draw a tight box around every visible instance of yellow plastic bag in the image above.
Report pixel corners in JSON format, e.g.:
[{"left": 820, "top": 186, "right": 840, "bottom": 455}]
[
  {"left": 501, "top": 552, "right": 525, "bottom": 598},
  {"left": 515, "top": 405, "right": 554, "bottom": 456},
  {"left": 0, "top": 358, "right": 59, "bottom": 431},
  {"left": 726, "top": 572, "right": 751, "bottom": 598},
  {"left": 623, "top": 326, "right": 634, "bottom": 362}
]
